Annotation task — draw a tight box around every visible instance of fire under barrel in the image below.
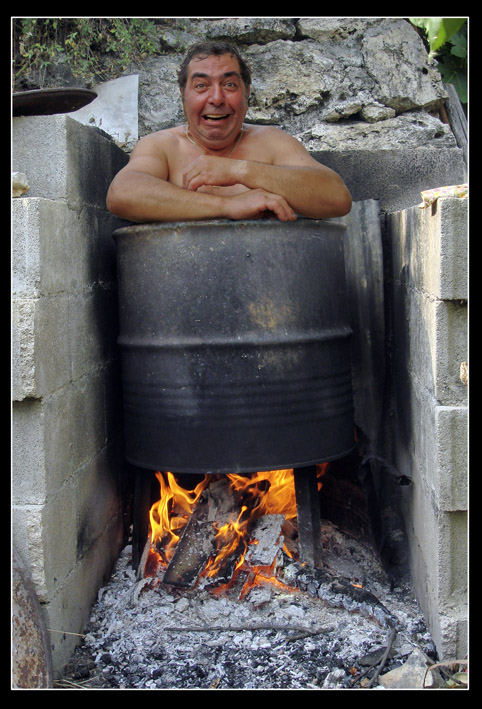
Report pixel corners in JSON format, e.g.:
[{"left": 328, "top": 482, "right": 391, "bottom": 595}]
[{"left": 114, "top": 219, "right": 355, "bottom": 474}]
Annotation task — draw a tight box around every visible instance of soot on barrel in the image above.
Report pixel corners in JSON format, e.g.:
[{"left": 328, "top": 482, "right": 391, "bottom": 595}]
[{"left": 114, "top": 218, "right": 355, "bottom": 475}]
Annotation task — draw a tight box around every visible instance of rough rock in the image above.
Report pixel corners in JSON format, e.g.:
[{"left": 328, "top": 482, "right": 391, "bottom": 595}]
[
  {"left": 296, "top": 111, "right": 456, "bottom": 151},
  {"left": 12, "top": 172, "right": 29, "bottom": 197},
  {"left": 18, "top": 18, "right": 457, "bottom": 154},
  {"left": 378, "top": 647, "right": 435, "bottom": 688},
  {"left": 361, "top": 19, "right": 447, "bottom": 112},
  {"left": 128, "top": 18, "right": 454, "bottom": 152}
]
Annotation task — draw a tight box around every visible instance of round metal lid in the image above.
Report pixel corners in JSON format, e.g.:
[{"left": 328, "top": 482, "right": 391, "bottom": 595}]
[{"left": 13, "top": 87, "right": 97, "bottom": 117}]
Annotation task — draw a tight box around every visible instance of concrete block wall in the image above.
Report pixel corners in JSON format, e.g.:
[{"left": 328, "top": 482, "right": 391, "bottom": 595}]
[
  {"left": 12, "top": 115, "right": 129, "bottom": 678},
  {"left": 385, "top": 196, "right": 468, "bottom": 660}
]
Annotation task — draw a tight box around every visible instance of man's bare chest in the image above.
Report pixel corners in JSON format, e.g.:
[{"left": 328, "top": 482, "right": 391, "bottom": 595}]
[{"left": 165, "top": 130, "right": 269, "bottom": 187}]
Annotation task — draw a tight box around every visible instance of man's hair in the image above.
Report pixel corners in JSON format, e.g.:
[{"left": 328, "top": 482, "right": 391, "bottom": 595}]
[{"left": 178, "top": 40, "right": 252, "bottom": 94}]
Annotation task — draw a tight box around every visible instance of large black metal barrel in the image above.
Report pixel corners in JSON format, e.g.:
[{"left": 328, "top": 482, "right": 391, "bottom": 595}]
[{"left": 114, "top": 219, "right": 354, "bottom": 474}]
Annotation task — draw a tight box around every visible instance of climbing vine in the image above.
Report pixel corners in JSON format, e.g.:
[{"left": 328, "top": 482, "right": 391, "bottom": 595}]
[{"left": 13, "top": 18, "right": 160, "bottom": 88}]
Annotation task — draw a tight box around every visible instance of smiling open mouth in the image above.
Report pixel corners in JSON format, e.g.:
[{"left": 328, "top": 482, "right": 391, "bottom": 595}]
[{"left": 203, "top": 114, "right": 231, "bottom": 121}]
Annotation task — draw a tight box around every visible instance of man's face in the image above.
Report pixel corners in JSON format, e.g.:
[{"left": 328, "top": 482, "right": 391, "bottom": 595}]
[{"left": 181, "top": 53, "right": 250, "bottom": 149}]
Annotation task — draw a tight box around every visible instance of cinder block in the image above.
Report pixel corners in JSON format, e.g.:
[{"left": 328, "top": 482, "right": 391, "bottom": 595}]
[
  {"left": 76, "top": 446, "right": 122, "bottom": 561},
  {"left": 404, "top": 292, "right": 467, "bottom": 407},
  {"left": 436, "top": 406, "right": 468, "bottom": 512},
  {"left": 12, "top": 198, "right": 72, "bottom": 298},
  {"left": 12, "top": 115, "right": 127, "bottom": 679},
  {"left": 41, "top": 475, "right": 78, "bottom": 597},
  {"left": 67, "top": 286, "right": 118, "bottom": 382},
  {"left": 390, "top": 288, "right": 467, "bottom": 412},
  {"left": 12, "top": 297, "right": 37, "bottom": 400},
  {"left": 67, "top": 373, "right": 107, "bottom": 473},
  {"left": 11, "top": 505, "right": 48, "bottom": 602},
  {"left": 12, "top": 399, "right": 46, "bottom": 505},
  {"left": 12, "top": 197, "right": 123, "bottom": 400},
  {"left": 402, "top": 468, "right": 467, "bottom": 658},
  {"left": 386, "top": 195, "right": 468, "bottom": 661},
  {"left": 12, "top": 115, "right": 129, "bottom": 209},
  {"left": 387, "top": 196, "right": 467, "bottom": 301},
  {"left": 12, "top": 293, "right": 72, "bottom": 400},
  {"left": 45, "top": 515, "right": 123, "bottom": 674}
]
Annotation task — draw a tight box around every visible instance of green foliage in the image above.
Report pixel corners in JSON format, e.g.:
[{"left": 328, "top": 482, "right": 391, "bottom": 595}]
[
  {"left": 13, "top": 18, "right": 160, "bottom": 87},
  {"left": 409, "top": 18, "right": 467, "bottom": 105}
]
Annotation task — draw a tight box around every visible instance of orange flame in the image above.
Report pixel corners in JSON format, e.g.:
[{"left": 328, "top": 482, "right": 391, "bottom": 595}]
[
  {"left": 146, "top": 465, "right": 328, "bottom": 594},
  {"left": 226, "top": 469, "right": 297, "bottom": 519},
  {"left": 149, "top": 471, "right": 208, "bottom": 564},
  {"left": 202, "top": 505, "right": 250, "bottom": 580}
]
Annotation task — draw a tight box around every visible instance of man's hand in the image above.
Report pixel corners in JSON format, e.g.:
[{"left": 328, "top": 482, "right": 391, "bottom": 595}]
[
  {"left": 221, "top": 188, "right": 297, "bottom": 222},
  {"left": 182, "top": 154, "right": 297, "bottom": 221},
  {"left": 182, "top": 155, "right": 244, "bottom": 191}
]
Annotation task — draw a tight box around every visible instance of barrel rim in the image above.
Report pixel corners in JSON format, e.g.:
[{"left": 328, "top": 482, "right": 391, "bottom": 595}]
[
  {"left": 125, "top": 443, "right": 357, "bottom": 475},
  {"left": 113, "top": 217, "right": 346, "bottom": 239}
]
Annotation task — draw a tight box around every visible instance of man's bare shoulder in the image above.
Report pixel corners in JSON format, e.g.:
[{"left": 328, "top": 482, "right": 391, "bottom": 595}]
[
  {"left": 125, "top": 127, "right": 188, "bottom": 180},
  {"left": 131, "top": 126, "right": 184, "bottom": 156},
  {"left": 245, "top": 124, "right": 300, "bottom": 141},
  {"left": 243, "top": 124, "right": 310, "bottom": 164}
]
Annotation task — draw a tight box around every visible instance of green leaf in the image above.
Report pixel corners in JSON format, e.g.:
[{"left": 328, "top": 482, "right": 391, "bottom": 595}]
[
  {"left": 410, "top": 17, "right": 466, "bottom": 56},
  {"left": 450, "top": 32, "right": 467, "bottom": 58}
]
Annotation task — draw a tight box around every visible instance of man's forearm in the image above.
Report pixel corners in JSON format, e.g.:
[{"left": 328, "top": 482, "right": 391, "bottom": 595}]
[
  {"left": 107, "top": 171, "right": 226, "bottom": 223},
  {"left": 238, "top": 160, "right": 352, "bottom": 218},
  {"left": 106, "top": 170, "right": 297, "bottom": 223}
]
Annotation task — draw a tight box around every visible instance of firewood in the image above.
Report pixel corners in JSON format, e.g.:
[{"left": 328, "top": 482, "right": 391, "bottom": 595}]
[
  {"left": 162, "top": 492, "right": 214, "bottom": 587},
  {"left": 136, "top": 538, "right": 153, "bottom": 581},
  {"left": 163, "top": 477, "right": 242, "bottom": 588},
  {"left": 244, "top": 514, "right": 284, "bottom": 567}
]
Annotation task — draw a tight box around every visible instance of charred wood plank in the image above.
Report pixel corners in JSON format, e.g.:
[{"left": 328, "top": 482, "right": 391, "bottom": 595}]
[
  {"left": 343, "top": 199, "right": 385, "bottom": 450},
  {"left": 162, "top": 492, "right": 214, "bottom": 587},
  {"left": 244, "top": 514, "right": 285, "bottom": 567},
  {"left": 163, "top": 477, "right": 240, "bottom": 588}
]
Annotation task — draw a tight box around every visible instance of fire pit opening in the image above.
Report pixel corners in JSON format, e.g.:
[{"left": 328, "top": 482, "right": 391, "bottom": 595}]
[{"left": 130, "top": 432, "right": 400, "bottom": 598}]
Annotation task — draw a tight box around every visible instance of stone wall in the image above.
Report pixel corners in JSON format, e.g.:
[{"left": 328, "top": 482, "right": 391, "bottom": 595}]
[
  {"left": 12, "top": 115, "right": 129, "bottom": 678},
  {"left": 132, "top": 17, "right": 457, "bottom": 153}
]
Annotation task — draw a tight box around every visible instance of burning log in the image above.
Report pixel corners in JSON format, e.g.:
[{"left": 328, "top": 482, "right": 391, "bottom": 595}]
[
  {"left": 139, "top": 467, "right": 327, "bottom": 594},
  {"left": 244, "top": 514, "right": 285, "bottom": 567},
  {"left": 161, "top": 492, "right": 214, "bottom": 587},
  {"left": 163, "top": 477, "right": 240, "bottom": 587}
]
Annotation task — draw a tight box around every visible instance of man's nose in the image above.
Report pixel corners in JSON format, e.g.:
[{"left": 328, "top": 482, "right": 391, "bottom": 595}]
[{"left": 208, "top": 83, "right": 225, "bottom": 104}]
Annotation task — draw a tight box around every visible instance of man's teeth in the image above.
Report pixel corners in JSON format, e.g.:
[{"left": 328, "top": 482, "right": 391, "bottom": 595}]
[{"left": 204, "top": 114, "right": 229, "bottom": 120}]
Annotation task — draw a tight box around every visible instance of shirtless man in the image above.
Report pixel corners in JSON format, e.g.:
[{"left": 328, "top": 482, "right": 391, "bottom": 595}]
[{"left": 106, "top": 41, "right": 352, "bottom": 223}]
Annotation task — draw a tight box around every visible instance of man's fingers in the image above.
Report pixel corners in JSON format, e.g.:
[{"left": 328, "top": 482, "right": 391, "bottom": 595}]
[
  {"left": 223, "top": 188, "right": 297, "bottom": 222},
  {"left": 263, "top": 193, "right": 297, "bottom": 221},
  {"left": 182, "top": 155, "right": 240, "bottom": 191}
]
